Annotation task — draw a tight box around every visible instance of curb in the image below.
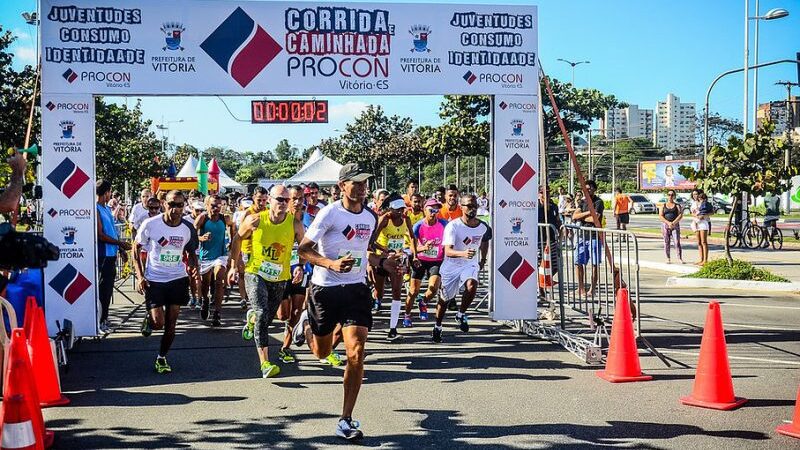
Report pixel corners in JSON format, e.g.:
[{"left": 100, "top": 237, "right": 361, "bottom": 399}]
[
  {"left": 666, "top": 276, "right": 800, "bottom": 293},
  {"left": 639, "top": 259, "right": 699, "bottom": 275}
]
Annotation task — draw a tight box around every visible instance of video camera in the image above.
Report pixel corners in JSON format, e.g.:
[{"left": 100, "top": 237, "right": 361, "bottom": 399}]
[{"left": 0, "top": 223, "right": 59, "bottom": 271}]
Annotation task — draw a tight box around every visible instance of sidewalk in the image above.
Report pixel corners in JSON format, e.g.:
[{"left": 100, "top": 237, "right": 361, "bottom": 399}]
[{"left": 634, "top": 234, "right": 800, "bottom": 283}]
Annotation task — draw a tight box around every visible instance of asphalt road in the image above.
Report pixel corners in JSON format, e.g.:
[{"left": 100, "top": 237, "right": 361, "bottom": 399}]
[{"left": 41, "top": 270, "right": 800, "bottom": 449}]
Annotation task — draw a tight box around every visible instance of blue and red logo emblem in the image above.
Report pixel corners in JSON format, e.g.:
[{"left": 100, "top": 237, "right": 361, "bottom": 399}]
[
  {"left": 498, "top": 251, "right": 534, "bottom": 289},
  {"left": 498, "top": 153, "right": 535, "bottom": 191},
  {"left": 463, "top": 70, "right": 477, "bottom": 85},
  {"left": 200, "top": 7, "right": 282, "bottom": 88},
  {"left": 49, "top": 263, "right": 92, "bottom": 304},
  {"left": 161, "top": 22, "right": 185, "bottom": 51},
  {"left": 47, "top": 157, "right": 90, "bottom": 199}
]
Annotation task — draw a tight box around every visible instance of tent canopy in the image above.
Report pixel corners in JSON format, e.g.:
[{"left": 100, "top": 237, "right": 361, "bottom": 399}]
[
  {"left": 286, "top": 149, "right": 343, "bottom": 185},
  {"left": 174, "top": 156, "right": 244, "bottom": 192}
]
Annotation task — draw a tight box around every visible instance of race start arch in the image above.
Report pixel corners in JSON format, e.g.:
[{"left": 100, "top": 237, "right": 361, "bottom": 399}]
[{"left": 40, "top": 0, "right": 540, "bottom": 336}]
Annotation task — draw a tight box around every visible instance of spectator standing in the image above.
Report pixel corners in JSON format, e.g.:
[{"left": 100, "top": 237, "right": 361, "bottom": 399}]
[
  {"left": 762, "top": 191, "right": 781, "bottom": 247},
  {"left": 612, "top": 187, "right": 632, "bottom": 231},
  {"left": 477, "top": 191, "right": 490, "bottom": 219},
  {"left": 96, "top": 180, "right": 131, "bottom": 333},
  {"left": 571, "top": 180, "right": 603, "bottom": 297},
  {"left": 658, "top": 190, "right": 684, "bottom": 264}
]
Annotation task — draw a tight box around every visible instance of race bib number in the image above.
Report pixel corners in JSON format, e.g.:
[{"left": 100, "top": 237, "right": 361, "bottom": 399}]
[
  {"left": 423, "top": 246, "right": 440, "bottom": 258},
  {"left": 387, "top": 238, "right": 404, "bottom": 251},
  {"left": 258, "top": 261, "right": 284, "bottom": 282},
  {"left": 290, "top": 248, "right": 300, "bottom": 266},
  {"left": 337, "top": 249, "right": 365, "bottom": 270},
  {"left": 159, "top": 249, "right": 182, "bottom": 267}
]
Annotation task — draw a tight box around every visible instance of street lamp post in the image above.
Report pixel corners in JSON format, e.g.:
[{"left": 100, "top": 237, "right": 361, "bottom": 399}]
[
  {"left": 751, "top": 3, "right": 790, "bottom": 131},
  {"left": 157, "top": 118, "right": 184, "bottom": 159},
  {"left": 557, "top": 58, "right": 590, "bottom": 194}
]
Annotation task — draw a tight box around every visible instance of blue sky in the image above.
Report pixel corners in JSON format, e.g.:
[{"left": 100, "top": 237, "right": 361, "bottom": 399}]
[{"left": 3, "top": 0, "right": 799, "bottom": 155}]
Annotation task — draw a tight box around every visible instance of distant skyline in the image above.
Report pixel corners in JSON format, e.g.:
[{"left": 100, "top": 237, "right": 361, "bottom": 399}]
[{"left": 3, "top": 0, "right": 799, "bottom": 154}]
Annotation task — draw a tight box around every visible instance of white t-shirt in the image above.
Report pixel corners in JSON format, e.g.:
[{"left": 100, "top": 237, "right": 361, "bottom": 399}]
[
  {"left": 477, "top": 197, "right": 490, "bottom": 216},
  {"left": 305, "top": 200, "right": 377, "bottom": 287},
  {"left": 441, "top": 218, "right": 492, "bottom": 271},
  {"left": 136, "top": 214, "right": 199, "bottom": 283},
  {"left": 129, "top": 202, "right": 148, "bottom": 229}
]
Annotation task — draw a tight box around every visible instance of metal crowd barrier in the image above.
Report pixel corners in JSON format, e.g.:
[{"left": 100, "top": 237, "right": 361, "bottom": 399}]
[{"left": 502, "top": 223, "right": 667, "bottom": 366}]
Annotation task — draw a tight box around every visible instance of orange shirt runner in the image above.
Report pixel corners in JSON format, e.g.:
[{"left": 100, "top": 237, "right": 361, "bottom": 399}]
[
  {"left": 438, "top": 206, "right": 463, "bottom": 221},
  {"left": 614, "top": 194, "right": 631, "bottom": 214}
]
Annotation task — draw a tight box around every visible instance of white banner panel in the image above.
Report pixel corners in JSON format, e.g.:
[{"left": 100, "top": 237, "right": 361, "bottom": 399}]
[
  {"left": 491, "top": 95, "right": 539, "bottom": 320},
  {"left": 41, "top": 93, "right": 98, "bottom": 337},
  {"left": 40, "top": 0, "right": 538, "bottom": 95}
]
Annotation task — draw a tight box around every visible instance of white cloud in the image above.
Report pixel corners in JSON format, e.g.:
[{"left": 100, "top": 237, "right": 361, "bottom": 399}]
[
  {"left": 13, "top": 46, "right": 36, "bottom": 63},
  {"left": 329, "top": 101, "right": 369, "bottom": 120},
  {"left": 12, "top": 29, "right": 31, "bottom": 41}
]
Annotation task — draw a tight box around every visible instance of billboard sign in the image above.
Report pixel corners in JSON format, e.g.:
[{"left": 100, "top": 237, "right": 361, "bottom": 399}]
[{"left": 639, "top": 159, "right": 700, "bottom": 190}]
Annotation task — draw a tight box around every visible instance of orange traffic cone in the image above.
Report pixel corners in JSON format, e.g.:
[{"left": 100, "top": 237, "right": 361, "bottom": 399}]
[
  {"left": 28, "top": 308, "right": 69, "bottom": 407},
  {"left": 22, "top": 297, "right": 36, "bottom": 337},
  {"left": 776, "top": 386, "right": 800, "bottom": 438},
  {"left": 4, "top": 330, "right": 54, "bottom": 448},
  {"left": 596, "top": 288, "right": 652, "bottom": 383},
  {"left": 538, "top": 246, "right": 553, "bottom": 288},
  {"left": 0, "top": 394, "right": 43, "bottom": 450},
  {"left": 680, "top": 301, "right": 747, "bottom": 410}
]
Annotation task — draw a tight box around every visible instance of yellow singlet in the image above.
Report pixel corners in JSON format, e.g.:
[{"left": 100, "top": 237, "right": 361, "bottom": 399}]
[
  {"left": 245, "top": 211, "right": 295, "bottom": 282},
  {"left": 377, "top": 217, "right": 409, "bottom": 254}
]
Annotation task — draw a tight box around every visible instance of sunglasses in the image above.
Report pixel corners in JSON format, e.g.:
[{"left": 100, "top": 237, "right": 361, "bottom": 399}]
[
  {"left": 460, "top": 203, "right": 478, "bottom": 209},
  {"left": 210, "top": 203, "right": 222, "bottom": 208},
  {"left": 255, "top": 198, "right": 268, "bottom": 203},
  {"left": 273, "top": 197, "right": 289, "bottom": 203},
  {"left": 167, "top": 201, "right": 184, "bottom": 208},
  {"left": 427, "top": 208, "right": 440, "bottom": 214}
]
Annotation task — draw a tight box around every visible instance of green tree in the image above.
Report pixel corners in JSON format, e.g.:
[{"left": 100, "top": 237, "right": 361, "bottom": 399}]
[
  {"left": 422, "top": 95, "right": 490, "bottom": 160},
  {"left": 235, "top": 164, "right": 267, "bottom": 183},
  {"left": 0, "top": 27, "right": 39, "bottom": 152},
  {"left": 95, "top": 98, "right": 164, "bottom": 191},
  {"left": 696, "top": 111, "right": 744, "bottom": 148},
  {"left": 680, "top": 120, "right": 799, "bottom": 263},
  {"left": 171, "top": 143, "right": 198, "bottom": 169}
]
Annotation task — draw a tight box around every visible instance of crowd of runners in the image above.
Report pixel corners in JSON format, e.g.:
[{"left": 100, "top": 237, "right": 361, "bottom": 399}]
[{"left": 126, "top": 164, "right": 492, "bottom": 441}]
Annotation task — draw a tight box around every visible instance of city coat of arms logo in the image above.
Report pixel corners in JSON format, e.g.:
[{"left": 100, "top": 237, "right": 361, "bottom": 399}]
[
  {"left": 161, "top": 22, "right": 185, "bottom": 51},
  {"left": 409, "top": 25, "right": 432, "bottom": 53}
]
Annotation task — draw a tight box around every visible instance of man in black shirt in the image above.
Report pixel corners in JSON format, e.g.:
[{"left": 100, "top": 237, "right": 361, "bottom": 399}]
[{"left": 571, "top": 180, "right": 604, "bottom": 297}]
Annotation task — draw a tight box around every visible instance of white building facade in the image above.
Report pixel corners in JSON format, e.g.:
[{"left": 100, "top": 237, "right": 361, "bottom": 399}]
[{"left": 654, "top": 93, "right": 696, "bottom": 151}]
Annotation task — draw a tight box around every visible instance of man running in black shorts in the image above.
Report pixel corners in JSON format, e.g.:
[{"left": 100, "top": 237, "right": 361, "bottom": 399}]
[
  {"left": 134, "top": 190, "right": 200, "bottom": 373},
  {"left": 294, "top": 163, "right": 400, "bottom": 441}
]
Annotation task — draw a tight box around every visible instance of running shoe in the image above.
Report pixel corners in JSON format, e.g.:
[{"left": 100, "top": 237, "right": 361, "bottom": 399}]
[
  {"left": 418, "top": 296, "right": 429, "bottom": 321},
  {"left": 372, "top": 298, "right": 382, "bottom": 312},
  {"left": 320, "top": 351, "right": 345, "bottom": 367},
  {"left": 241, "top": 309, "right": 256, "bottom": 340},
  {"left": 432, "top": 326, "right": 442, "bottom": 343},
  {"left": 140, "top": 315, "right": 152, "bottom": 337},
  {"left": 200, "top": 299, "right": 210, "bottom": 321},
  {"left": 211, "top": 311, "right": 221, "bottom": 327},
  {"left": 240, "top": 299, "right": 248, "bottom": 310},
  {"left": 402, "top": 314, "right": 413, "bottom": 328},
  {"left": 155, "top": 356, "right": 171, "bottom": 374},
  {"left": 292, "top": 310, "right": 309, "bottom": 346},
  {"left": 261, "top": 361, "right": 281, "bottom": 378},
  {"left": 99, "top": 320, "right": 110, "bottom": 334},
  {"left": 457, "top": 314, "right": 470, "bottom": 332},
  {"left": 189, "top": 297, "right": 197, "bottom": 309},
  {"left": 278, "top": 348, "right": 296, "bottom": 364},
  {"left": 335, "top": 418, "right": 364, "bottom": 441},
  {"left": 387, "top": 328, "right": 400, "bottom": 341}
]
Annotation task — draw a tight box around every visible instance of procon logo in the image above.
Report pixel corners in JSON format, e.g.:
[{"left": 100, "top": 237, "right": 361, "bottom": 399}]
[
  {"left": 200, "top": 7, "right": 282, "bottom": 88},
  {"left": 341, "top": 225, "right": 356, "bottom": 240},
  {"left": 462, "top": 70, "right": 477, "bottom": 84},
  {"left": 62, "top": 68, "right": 78, "bottom": 83},
  {"left": 498, "top": 251, "right": 534, "bottom": 289},
  {"left": 499, "top": 153, "right": 535, "bottom": 191},
  {"left": 49, "top": 263, "right": 92, "bottom": 304},
  {"left": 46, "top": 101, "right": 56, "bottom": 111},
  {"left": 499, "top": 101, "right": 508, "bottom": 110},
  {"left": 46, "top": 157, "right": 90, "bottom": 199}
]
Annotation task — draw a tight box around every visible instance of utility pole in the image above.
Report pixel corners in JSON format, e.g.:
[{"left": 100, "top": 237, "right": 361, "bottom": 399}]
[{"left": 776, "top": 80, "right": 799, "bottom": 211}]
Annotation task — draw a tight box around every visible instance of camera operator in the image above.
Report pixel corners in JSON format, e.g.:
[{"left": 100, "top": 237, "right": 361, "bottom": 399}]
[{"left": 0, "top": 154, "right": 26, "bottom": 214}]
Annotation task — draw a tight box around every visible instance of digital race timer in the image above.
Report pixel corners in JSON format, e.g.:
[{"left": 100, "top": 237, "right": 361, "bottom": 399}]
[{"left": 251, "top": 100, "right": 328, "bottom": 124}]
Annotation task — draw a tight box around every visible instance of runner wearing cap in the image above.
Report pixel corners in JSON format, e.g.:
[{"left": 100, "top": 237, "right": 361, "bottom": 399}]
[
  {"left": 433, "top": 193, "right": 492, "bottom": 343},
  {"left": 228, "top": 184, "right": 305, "bottom": 378},
  {"left": 372, "top": 193, "right": 417, "bottom": 341},
  {"left": 195, "top": 194, "right": 234, "bottom": 327},
  {"left": 293, "top": 163, "right": 400, "bottom": 441},
  {"left": 406, "top": 198, "right": 447, "bottom": 326},
  {"left": 134, "top": 190, "right": 200, "bottom": 373}
]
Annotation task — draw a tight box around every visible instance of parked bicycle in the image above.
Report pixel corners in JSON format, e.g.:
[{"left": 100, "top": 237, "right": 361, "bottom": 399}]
[
  {"left": 754, "top": 212, "right": 783, "bottom": 250},
  {"left": 725, "top": 209, "right": 764, "bottom": 249}
]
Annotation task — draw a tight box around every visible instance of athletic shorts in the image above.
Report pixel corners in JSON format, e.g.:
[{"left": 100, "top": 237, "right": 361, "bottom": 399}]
[
  {"left": 284, "top": 272, "right": 308, "bottom": 298},
  {"left": 145, "top": 277, "right": 190, "bottom": 309},
  {"left": 199, "top": 255, "right": 228, "bottom": 275},
  {"left": 307, "top": 283, "right": 372, "bottom": 336},
  {"left": 616, "top": 213, "right": 630, "bottom": 225},
  {"left": 575, "top": 239, "right": 602, "bottom": 266},
  {"left": 439, "top": 264, "right": 479, "bottom": 301},
  {"left": 411, "top": 259, "right": 442, "bottom": 280}
]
